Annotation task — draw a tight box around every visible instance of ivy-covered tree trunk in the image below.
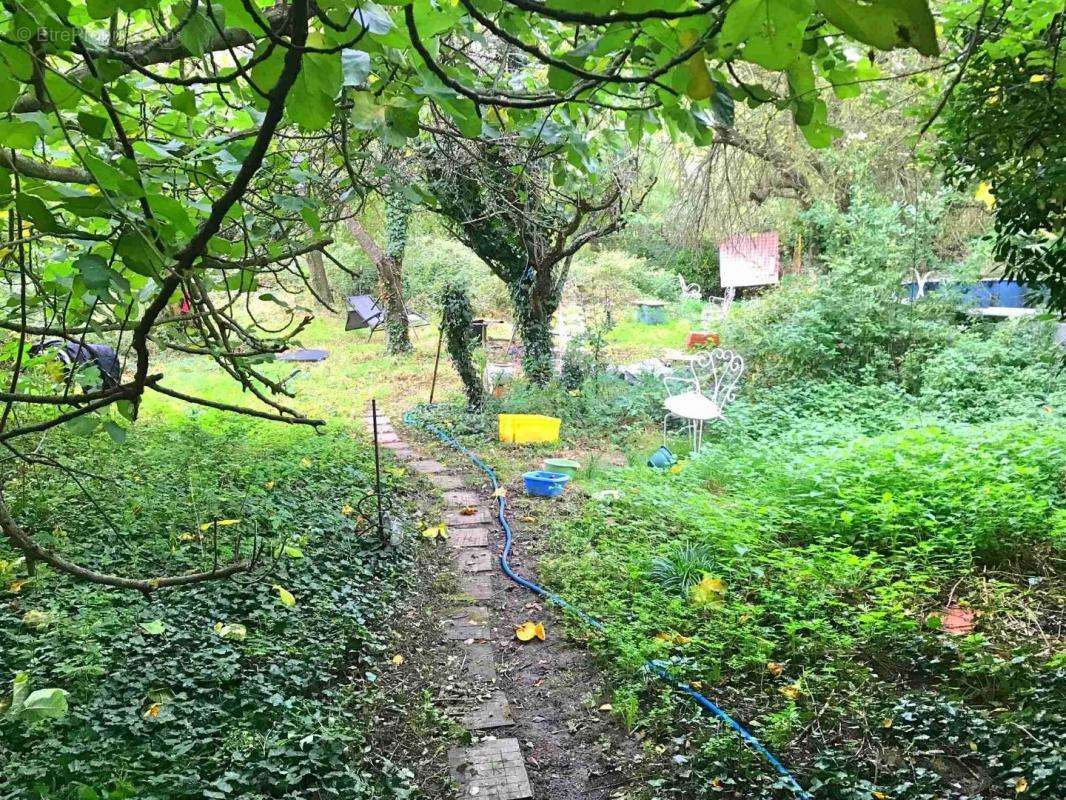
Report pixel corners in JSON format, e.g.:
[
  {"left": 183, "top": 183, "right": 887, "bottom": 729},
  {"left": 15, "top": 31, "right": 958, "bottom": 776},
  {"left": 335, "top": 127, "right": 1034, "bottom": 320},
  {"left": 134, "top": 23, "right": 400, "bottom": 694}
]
[
  {"left": 511, "top": 263, "right": 562, "bottom": 385},
  {"left": 380, "top": 191, "right": 413, "bottom": 354},
  {"left": 441, "top": 284, "right": 483, "bottom": 409}
]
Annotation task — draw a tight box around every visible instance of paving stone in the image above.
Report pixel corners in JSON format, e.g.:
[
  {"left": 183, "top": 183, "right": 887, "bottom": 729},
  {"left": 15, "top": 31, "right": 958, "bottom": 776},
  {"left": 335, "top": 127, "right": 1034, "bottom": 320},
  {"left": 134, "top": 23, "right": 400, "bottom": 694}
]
[
  {"left": 445, "top": 508, "right": 494, "bottom": 527},
  {"left": 460, "top": 643, "right": 497, "bottom": 681},
  {"left": 442, "top": 490, "right": 482, "bottom": 506},
  {"left": 380, "top": 439, "right": 407, "bottom": 450},
  {"left": 456, "top": 548, "right": 494, "bottom": 573},
  {"left": 448, "top": 738, "right": 532, "bottom": 800},
  {"left": 459, "top": 692, "right": 513, "bottom": 730},
  {"left": 374, "top": 432, "right": 400, "bottom": 444},
  {"left": 411, "top": 460, "right": 446, "bottom": 474},
  {"left": 427, "top": 473, "right": 465, "bottom": 490},
  {"left": 442, "top": 606, "right": 491, "bottom": 641},
  {"left": 448, "top": 527, "right": 490, "bottom": 549},
  {"left": 459, "top": 574, "right": 493, "bottom": 601}
]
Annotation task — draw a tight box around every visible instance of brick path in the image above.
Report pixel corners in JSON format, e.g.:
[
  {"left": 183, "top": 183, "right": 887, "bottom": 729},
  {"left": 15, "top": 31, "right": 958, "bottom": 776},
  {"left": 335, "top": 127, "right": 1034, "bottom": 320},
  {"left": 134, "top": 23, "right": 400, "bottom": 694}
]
[{"left": 365, "top": 406, "right": 533, "bottom": 800}]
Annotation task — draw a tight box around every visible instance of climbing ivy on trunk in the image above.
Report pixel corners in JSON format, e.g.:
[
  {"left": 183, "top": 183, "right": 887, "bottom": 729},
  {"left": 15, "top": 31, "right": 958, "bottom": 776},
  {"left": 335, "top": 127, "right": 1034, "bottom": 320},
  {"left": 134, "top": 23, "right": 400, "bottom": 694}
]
[
  {"left": 381, "top": 189, "right": 414, "bottom": 355},
  {"left": 440, "top": 284, "right": 483, "bottom": 409}
]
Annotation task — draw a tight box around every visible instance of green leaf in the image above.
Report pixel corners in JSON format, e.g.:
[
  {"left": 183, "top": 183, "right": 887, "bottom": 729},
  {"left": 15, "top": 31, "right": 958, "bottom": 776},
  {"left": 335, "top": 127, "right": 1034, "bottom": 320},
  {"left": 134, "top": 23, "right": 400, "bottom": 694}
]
[
  {"left": 19, "top": 688, "right": 69, "bottom": 723},
  {"left": 815, "top": 0, "right": 939, "bottom": 57},
  {"left": 341, "top": 49, "right": 371, "bottom": 87},
  {"left": 177, "top": 2, "right": 224, "bottom": 56},
  {"left": 74, "top": 253, "right": 111, "bottom": 291},
  {"left": 10, "top": 672, "right": 30, "bottom": 715},
  {"left": 77, "top": 112, "right": 109, "bottom": 140},
  {"left": 0, "top": 120, "right": 39, "bottom": 150},
  {"left": 171, "top": 89, "right": 197, "bottom": 116},
  {"left": 719, "top": 0, "right": 813, "bottom": 71},
  {"left": 138, "top": 620, "right": 166, "bottom": 636},
  {"left": 15, "top": 194, "right": 61, "bottom": 233},
  {"left": 103, "top": 420, "right": 127, "bottom": 443},
  {"left": 86, "top": 0, "right": 119, "bottom": 19}
]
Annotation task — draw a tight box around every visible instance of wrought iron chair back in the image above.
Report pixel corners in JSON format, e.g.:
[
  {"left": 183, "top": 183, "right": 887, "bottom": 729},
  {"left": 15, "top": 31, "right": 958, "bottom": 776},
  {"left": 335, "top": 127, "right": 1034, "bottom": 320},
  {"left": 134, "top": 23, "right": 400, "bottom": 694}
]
[{"left": 691, "top": 348, "right": 745, "bottom": 409}]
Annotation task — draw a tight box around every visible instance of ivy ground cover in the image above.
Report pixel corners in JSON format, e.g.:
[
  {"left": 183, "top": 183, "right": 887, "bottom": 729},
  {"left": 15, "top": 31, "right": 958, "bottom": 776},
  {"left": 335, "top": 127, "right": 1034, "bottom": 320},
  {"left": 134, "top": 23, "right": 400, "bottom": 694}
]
[{"left": 0, "top": 410, "right": 419, "bottom": 799}]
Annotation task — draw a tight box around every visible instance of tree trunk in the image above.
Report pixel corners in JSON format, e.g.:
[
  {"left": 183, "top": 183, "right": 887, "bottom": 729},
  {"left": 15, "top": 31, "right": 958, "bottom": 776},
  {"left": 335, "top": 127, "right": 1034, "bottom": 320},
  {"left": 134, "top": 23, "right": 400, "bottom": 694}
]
[
  {"left": 306, "top": 249, "right": 332, "bottom": 306},
  {"left": 346, "top": 218, "right": 412, "bottom": 354},
  {"left": 511, "top": 263, "right": 559, "bottom": 385}
]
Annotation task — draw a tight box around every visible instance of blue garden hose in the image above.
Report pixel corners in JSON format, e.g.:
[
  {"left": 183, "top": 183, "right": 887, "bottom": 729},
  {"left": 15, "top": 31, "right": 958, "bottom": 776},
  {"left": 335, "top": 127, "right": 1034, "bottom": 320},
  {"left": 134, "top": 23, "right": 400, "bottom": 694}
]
[{"left": 404, "top": 407, "right": 812, "bottom": 799}]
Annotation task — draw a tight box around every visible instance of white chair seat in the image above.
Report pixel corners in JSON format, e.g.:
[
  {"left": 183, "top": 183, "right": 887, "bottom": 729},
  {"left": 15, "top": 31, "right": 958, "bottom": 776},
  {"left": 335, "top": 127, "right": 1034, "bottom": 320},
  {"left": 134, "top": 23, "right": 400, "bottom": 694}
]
[{"left": 663, "top": 392, "right": 722, "bottom": 421}]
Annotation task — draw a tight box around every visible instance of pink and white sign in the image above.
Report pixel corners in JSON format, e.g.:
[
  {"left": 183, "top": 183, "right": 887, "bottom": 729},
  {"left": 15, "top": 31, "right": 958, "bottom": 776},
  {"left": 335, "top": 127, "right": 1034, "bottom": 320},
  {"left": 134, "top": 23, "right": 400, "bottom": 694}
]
[{"left": 719, "top": 232, "right": 780, "bottom": 288}]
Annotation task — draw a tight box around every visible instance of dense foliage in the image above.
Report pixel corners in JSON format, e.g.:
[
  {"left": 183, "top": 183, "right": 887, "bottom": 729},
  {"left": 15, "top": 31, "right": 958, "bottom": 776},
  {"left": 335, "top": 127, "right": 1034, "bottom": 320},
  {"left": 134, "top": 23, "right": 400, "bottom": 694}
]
[{"left": 0, "top": 414, "right": 418, "bottom": 799}]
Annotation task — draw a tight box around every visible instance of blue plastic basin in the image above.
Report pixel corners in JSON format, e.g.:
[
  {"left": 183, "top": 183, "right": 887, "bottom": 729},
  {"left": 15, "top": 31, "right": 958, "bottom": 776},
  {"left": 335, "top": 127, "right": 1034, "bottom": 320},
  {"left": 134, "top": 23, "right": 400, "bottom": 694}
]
[{"left": 522, "top": 470, "right": 571, "bottom": 497}]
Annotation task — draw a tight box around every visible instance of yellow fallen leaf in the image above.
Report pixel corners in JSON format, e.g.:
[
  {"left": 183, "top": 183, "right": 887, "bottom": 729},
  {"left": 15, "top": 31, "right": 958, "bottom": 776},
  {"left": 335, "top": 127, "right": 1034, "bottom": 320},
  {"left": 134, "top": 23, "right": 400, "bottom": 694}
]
[
  {"left": 391, "top": 654, "right": 405, "bottom": 666},
  {"left": 882, "top": 717, "right": 894, "bottom": 728},
  {"left": 264, "top": 480, "right": 275, "bottom": 490},
  {"left": 8, "top": 580, "right": 26, "bottom": 594},
  {"left": 144, "top": 702, "right": 162, "bottom": 718},
  {"left": 669, "top": 464, "right": 683, "bottom": 474},
  {"left": 459, "top": 506, "right": 478, "bottom": 516},
  {"left": 422, "top": 523, "right": 448, "bottom": 540},
  {"left": 1029, "top": 74, "right": 1046, "bottom": 83},
  {"left": 690, "top": 574, "right": 726, "bottom": 605},
  {"left": 654, "top": 632, "right": 692, "bottom": 645},
  {"left": 779, "top": 681, "right": 802, "bottom": 701},
  {"left": 872, "top": 793, "right": 888, "bottom": 800},
  {"left": 567, "top": 389, "right": 580, "bottom": 396},
  {"left": 300, "top": 457, "right": 312, "bottom": 468},
  {"left": 178, "top": 532, "right": 201, "bottom": 542},
  {"left": 198, "top": 519, "right": 240, "bottom": 531},
  {"left": 974, "top": 181, "right": 995, "bottom": 210},
  {"left": 598, "top": 703, "right": 613, "bottom": 711},
  {"left": 521, "top": 516, "right": 536, "bottom": 523},
  {"left": 213, "top": 621, "right": 247, "bottom": 640},
  {"left": 272, "top": 584, "right": 296, "bottom": 607},
  {"left": 1015, "top": 777, "right": 1028, "bottom": 794},
  {"left": 515, "top": 621, "right": 546, "bottom": 642},
  {"left": 341, "top": 503, "right": 355, "bottom": 516},
  {"left": 766, "top": 661, "right": 784, "bottom": 677},
  {"left": 492, "top": 487, "right": 507, "bottom": 498}
]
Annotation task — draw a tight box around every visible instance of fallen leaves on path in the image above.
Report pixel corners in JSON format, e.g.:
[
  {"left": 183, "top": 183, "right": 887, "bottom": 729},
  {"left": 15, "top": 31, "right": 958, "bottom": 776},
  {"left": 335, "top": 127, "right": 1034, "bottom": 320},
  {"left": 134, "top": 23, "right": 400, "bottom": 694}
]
[
  {"left": 422, "top": 523, "right": 448, "bottom": 540},
  {"left": 515, "top": 621, "right": 546, "bottom": 642}
]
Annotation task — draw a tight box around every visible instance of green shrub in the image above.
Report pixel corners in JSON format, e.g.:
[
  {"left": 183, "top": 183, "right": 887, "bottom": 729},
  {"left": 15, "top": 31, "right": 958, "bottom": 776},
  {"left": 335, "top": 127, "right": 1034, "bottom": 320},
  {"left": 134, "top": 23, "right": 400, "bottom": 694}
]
[{"left": 910, "top": 319, "right": 1066, "bottom": 422}]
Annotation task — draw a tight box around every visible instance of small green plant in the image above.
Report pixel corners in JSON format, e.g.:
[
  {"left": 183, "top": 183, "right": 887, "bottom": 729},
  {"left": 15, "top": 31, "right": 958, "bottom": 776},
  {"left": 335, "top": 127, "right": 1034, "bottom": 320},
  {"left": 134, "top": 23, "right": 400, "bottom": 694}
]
[{"left": 649, "top": 541, "right": 717, "bottom": 595}]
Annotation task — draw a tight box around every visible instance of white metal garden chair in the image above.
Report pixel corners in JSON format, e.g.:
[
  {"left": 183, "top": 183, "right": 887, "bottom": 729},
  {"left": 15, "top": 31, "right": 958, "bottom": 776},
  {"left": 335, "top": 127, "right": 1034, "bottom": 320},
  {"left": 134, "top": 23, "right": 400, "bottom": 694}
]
[
  {"left": 701, "top": 286, "right": 736, "bottom": 324},
  {"left": 678, "top": 274, "right": 702, "bottom": 299},
  {"left": 662, "top": 348, "right": 745, "bottom": 453}
]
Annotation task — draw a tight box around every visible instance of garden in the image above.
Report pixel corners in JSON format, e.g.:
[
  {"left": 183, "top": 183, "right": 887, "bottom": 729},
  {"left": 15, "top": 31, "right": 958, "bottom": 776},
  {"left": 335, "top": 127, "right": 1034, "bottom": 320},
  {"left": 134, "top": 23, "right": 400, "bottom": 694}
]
[{"left": 1, "top": 2, "right": 1063, "bottom": 800}]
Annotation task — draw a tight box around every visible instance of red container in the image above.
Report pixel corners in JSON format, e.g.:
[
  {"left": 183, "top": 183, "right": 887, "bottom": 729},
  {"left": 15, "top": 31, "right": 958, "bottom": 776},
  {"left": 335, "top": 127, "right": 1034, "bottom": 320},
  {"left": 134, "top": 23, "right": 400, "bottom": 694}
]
[{"left": 686, "top": 331, "right": 720, "bottom": 350}]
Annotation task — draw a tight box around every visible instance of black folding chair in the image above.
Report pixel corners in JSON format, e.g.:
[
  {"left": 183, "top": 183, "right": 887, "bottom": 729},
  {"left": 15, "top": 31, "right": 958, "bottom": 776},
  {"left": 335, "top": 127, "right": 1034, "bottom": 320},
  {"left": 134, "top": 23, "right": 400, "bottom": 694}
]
[{"left": 345, "top": 295, "right": 428, "bottom": 340}]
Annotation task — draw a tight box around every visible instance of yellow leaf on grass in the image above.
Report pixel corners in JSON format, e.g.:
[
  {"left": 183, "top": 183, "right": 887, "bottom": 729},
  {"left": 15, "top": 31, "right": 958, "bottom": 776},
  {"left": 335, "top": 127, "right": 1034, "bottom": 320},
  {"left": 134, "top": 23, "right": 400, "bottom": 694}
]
[
  {"left": 491, "top": 487, "right": 506, "bottom": 498},
  {"left": 690, "top": 574, "right": 726, "bottom": 605},
  {"left": 1015, "top": 777, "right": 1029, "bottom": 794},
  {"left": 1029, "top": 74, "right": 1046, "bottom": 83},
  {"left": 8, "top": 580, "right": 26, "bottom": 594},
  {"left": 264, "top": 480, "right": 275, "bottom": 490},
  {"left": 779, "top": 682, "right": 803, "bottom": 701},
  {"left": 199, "top": 519, "right": 240, "bottom": 531},
  {"left": 872, "top": 793, "right": 889, "bottom": 800},
  {"left": 654, "top": 632, "right": 692, "bottom": 645},
  {"left": 391, "top": 654, "right": 405, "bottom": 666},
  {"left": 144, "top": 702, "right": 162, "bottom": 718},
  {"left": 341, "top": 503, "right": 355, "bottom": 516},
  {"left": 882, "top": 717, "right": 894, "bottom": 728},
  {"left": 422, "top": 523, "right": 448, "bottom": 540},
  {"left": 669, "top": 464, "right": 683, "bottom": 474},
  {"left": 766, "top": 661, "right": 784, "bottom": 677},
  {"left": 272, "top": 584, "right": 296, "bottom": 607},
  {"left": 178, "top": 532, "right": 200, "bottom": 542},
  {"left": 974, "top": 181, "right": 995, "bottom": 210},
  {"left": 521, "top": 516, "right": 537, "bottom": 523},
  {"left": 515, "top": 621, "right": 546, "bottom": 642}
]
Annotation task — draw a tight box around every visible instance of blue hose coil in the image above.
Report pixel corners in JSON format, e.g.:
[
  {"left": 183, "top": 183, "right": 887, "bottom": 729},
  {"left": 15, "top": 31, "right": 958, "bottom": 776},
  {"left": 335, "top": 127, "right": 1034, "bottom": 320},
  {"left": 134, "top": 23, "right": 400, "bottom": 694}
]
[{"left": 404, "top": 407, "right": 812, "bottom": 799}]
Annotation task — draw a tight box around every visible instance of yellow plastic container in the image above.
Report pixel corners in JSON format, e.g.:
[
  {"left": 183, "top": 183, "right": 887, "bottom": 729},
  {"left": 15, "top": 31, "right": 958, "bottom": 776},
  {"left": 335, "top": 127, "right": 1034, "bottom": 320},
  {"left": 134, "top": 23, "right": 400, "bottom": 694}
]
[{"left": 498, "top": 414, "right": 561, "bottom": 444}]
